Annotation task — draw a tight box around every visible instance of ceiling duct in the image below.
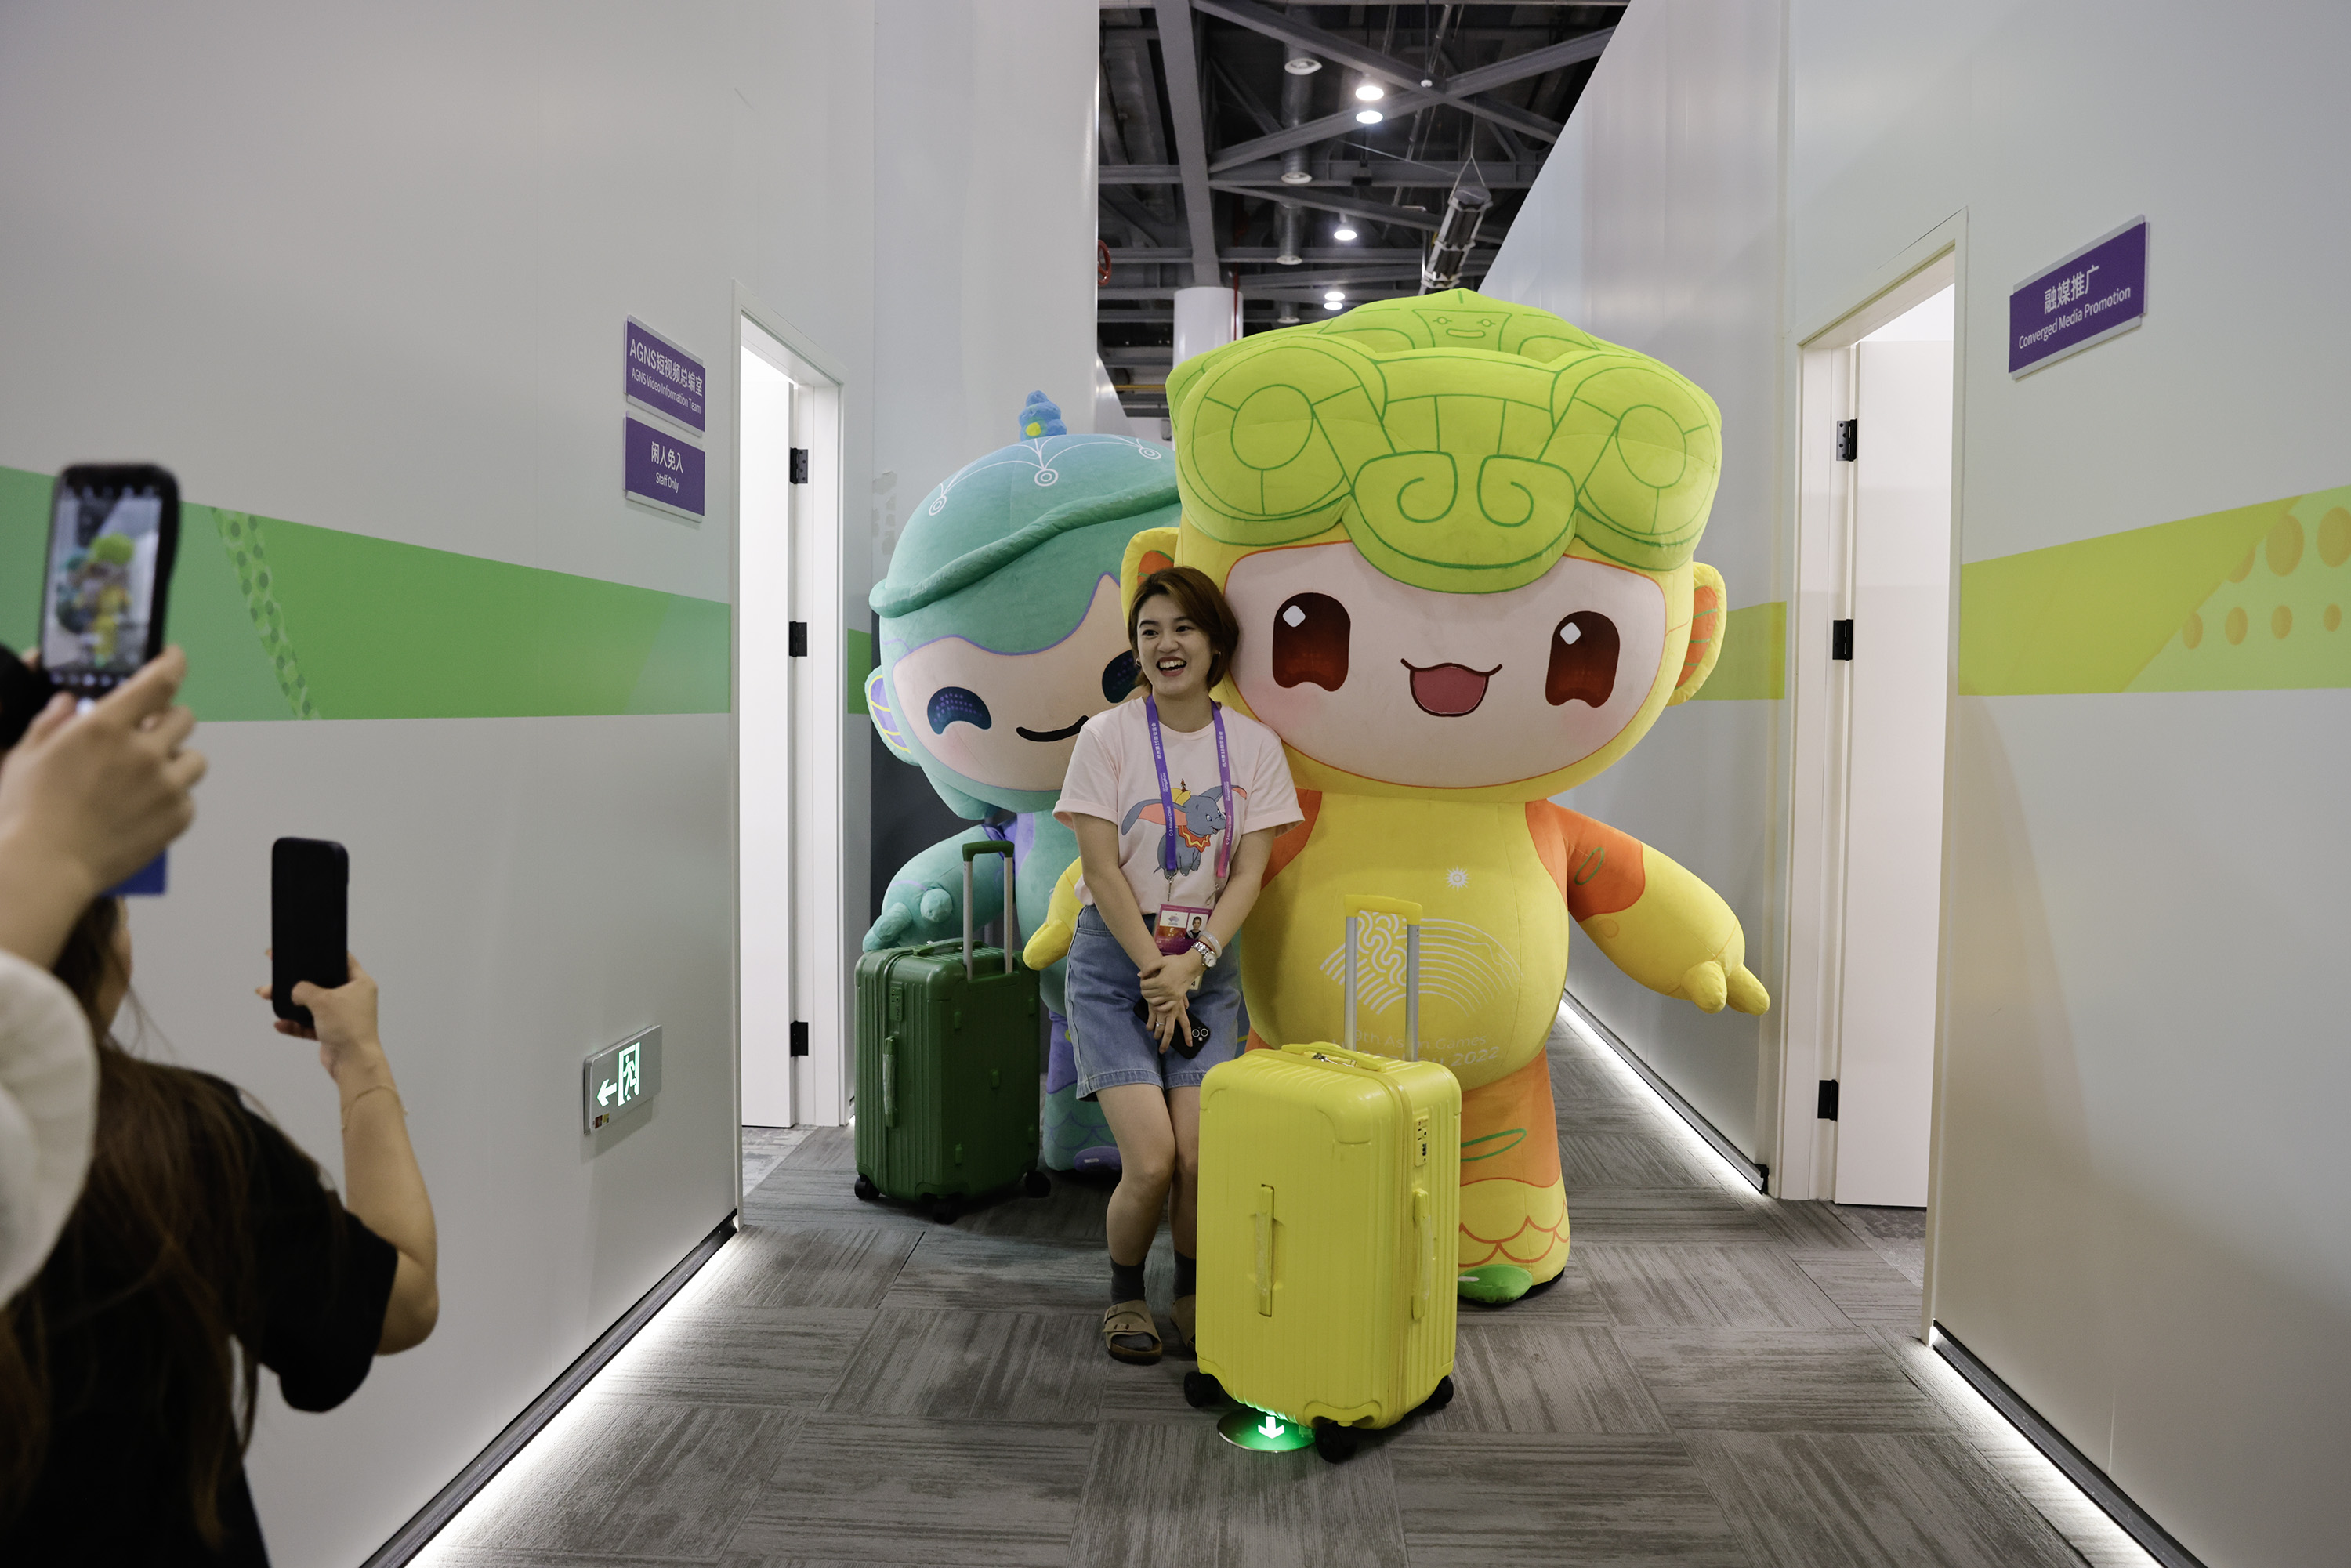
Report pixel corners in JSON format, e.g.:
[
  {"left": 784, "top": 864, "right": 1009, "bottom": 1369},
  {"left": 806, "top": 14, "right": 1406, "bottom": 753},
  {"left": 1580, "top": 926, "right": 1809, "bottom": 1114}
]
[
  {"left": 1273, "top": 52, "right": 1317, "bottom": 263},
  {"left": 1421, "top": 178, "right": 1492, "bottom": 292}
]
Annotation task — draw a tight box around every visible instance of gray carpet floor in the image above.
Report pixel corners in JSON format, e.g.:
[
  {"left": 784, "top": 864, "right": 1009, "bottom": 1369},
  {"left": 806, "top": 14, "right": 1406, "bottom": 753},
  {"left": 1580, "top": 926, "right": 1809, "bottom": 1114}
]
[{"left": 419, "top": 1012, "right": 2155, "bottom": 1567}]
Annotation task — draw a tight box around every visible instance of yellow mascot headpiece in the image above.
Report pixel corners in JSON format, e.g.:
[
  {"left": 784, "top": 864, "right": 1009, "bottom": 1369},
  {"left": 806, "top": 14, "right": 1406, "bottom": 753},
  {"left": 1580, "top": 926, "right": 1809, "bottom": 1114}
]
[{"left": 1165, "top": 289, "right": 1722, "bottom": 593}]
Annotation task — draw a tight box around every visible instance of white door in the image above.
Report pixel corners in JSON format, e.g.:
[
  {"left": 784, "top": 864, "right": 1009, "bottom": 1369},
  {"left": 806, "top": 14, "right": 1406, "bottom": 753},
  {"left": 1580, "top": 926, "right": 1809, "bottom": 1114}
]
[
  {"left": 1833, "top": 291, "right": 1954, "bottom": 1207},
  {"left": 738, "top": 336, "right": 797, "bottom": 1127}
]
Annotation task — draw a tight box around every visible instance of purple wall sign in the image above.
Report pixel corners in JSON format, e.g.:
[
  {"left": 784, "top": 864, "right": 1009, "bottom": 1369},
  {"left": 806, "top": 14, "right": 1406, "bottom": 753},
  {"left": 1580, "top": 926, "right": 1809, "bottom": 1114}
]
[
  {"left": 2009, "top": 219, "right": 2148, "bottom": 375},
  {"left": 625, "top": 417, "right": 705, "bottom": 520},
  {"left": 625, "top": 319, "right": 707, "bottom": 433}
]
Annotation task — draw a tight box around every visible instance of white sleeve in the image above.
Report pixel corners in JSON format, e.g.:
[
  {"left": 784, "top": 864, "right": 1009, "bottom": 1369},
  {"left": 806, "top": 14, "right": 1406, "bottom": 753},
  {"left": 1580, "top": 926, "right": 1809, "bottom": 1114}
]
[{"left": 0, "top": 950, "right": 96, "bottom": 1302}]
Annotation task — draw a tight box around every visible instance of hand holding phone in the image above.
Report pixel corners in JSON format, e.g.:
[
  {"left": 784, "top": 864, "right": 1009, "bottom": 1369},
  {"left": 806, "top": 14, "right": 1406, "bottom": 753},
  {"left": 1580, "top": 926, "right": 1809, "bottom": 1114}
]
[{"left": 272, "top": 838, "right": 350, "bottom": 1029}]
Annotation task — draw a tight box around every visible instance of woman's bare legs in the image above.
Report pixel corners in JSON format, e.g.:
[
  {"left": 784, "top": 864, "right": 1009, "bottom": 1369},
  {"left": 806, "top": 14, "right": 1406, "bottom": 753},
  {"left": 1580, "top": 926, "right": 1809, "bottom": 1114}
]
[
  {"left": 1167, "top": 1086, "right": 1201, "bottom": 1255},
  {"left": 1097, "top": 1084, "right": 1176, "bottom": 1266}
]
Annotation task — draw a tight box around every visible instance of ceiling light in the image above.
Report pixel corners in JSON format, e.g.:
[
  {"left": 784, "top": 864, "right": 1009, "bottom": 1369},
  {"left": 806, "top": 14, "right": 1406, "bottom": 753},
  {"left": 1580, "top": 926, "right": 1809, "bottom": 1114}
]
[
  {"left": 1354, "top": 81, "right": 1386, "bottom": 102},
  {"left": 1284, "top": 56, "right": 1322, "bottom": 76},
  {"left": 1324, "top": 290, "right": 1346, "bottom": 302},
  {"left": 1324, "top": 299, "right": 1344, "bottom": 310},
  {"left": 1333, "top": 222, "right": 1358, "bottom": 242},
  {"left": 1355, "top": 108, "right": 1385, "bottom": 125}
]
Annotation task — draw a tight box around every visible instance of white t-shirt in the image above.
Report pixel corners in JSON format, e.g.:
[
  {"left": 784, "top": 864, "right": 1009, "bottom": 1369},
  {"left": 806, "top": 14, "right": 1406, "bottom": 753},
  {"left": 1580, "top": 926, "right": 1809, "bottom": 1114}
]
[
  {"left": 0, "top": 949, "right": 96, "bottom": 1302},
  {"left": 1055, "top": 695, "right": 1302, "bottom": 920}
]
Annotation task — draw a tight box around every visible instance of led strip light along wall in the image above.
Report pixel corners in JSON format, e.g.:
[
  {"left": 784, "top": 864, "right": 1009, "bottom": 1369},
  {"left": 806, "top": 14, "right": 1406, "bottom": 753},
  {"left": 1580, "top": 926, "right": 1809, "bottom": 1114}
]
[{"left": 1556, "top": 990, "right": 1768, "bottom": 1192}]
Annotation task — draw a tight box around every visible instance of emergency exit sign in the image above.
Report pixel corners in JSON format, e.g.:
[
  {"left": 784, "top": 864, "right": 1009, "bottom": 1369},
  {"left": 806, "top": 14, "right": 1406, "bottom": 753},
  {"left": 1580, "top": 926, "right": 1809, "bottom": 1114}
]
[{"left": 584, "top": 1026, "right": 664, "bottom": 1132}]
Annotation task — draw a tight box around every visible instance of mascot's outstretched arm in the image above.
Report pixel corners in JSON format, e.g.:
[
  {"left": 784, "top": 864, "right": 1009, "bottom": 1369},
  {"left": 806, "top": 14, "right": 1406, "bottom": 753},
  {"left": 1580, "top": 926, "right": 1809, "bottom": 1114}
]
[
  {"left": 1020, "top": 857, "right": 1085, "bottom": 971},
  {"left": 1530, "top": 802, "right": 1770, "bottom": 1016},
  {"left": 864, "top": 827, "right": 1009, "bottom": 952}
]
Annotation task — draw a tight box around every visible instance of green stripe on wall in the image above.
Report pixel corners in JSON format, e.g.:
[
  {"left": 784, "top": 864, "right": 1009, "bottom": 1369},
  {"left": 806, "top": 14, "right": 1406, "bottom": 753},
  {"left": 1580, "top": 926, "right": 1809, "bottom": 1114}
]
[
  {"left": 1958, "top": 483, "right": 2351, "bottom": 696},
  {"left": 1690, "top": 600, "right": 1786, "bottom": 701},
  {"left": 1, "top": 466, "right": 729, "bottom": 719}
]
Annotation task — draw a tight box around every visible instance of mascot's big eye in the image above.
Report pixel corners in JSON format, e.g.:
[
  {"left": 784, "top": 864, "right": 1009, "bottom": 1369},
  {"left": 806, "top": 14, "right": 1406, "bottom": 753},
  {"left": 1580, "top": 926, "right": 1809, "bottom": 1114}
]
[
  {"left": 1102, "top": 651, "right": 1140, "bottom": 702},
  {"left": 1273, "top": 592, "right": 1350, "bottom": 690},
  {"left": 926, "top": 686, "right": 992, "bottom": 733},
  {"left": 1546, "top": 613, "right": 1619, "bottom": 708}
]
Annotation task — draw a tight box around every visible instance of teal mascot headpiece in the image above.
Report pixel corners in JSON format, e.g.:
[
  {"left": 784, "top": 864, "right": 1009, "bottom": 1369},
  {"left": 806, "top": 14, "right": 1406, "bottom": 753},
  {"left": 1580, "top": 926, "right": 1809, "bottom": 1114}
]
[{"left": 865, "top": 393, "right": 1176, "bottom": 1170}]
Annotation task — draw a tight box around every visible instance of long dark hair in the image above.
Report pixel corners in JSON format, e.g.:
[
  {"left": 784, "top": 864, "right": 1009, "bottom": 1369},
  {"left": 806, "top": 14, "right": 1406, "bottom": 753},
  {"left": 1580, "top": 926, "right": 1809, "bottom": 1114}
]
[{"left": 0, "top": 899, "right": 285, "bottom": 1545}]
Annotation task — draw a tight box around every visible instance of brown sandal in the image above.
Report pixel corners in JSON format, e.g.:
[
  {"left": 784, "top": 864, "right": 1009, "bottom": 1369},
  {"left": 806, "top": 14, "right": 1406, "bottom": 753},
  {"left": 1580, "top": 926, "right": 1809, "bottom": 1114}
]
[
  {"left": 1103, "top": 1300, "right": 1161, "bottom": 1364},
  {"left": 1168, "top": 1294, "right": 1197, "bottom": 1359}
]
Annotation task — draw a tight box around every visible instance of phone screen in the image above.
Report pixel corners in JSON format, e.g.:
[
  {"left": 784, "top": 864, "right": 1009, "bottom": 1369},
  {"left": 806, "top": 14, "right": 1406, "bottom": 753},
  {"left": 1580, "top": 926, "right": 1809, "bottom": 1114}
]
[{"left": 42, "top": 470, "right": 172, "bottom": 694}]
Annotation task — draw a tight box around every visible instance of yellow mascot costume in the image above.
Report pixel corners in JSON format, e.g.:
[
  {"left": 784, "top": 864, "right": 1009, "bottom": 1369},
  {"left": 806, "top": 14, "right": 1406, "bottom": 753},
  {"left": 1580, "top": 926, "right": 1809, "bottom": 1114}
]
[{"left": 1036, "top": 288, "right": 1770, "bottom": 1305}]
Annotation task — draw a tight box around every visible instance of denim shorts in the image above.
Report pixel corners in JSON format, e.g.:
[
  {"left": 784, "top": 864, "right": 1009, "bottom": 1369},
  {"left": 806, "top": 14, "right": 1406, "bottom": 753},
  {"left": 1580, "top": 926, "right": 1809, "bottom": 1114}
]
[{"left": 1066, "top": 906, "right": 1247, "bottom": 1099}]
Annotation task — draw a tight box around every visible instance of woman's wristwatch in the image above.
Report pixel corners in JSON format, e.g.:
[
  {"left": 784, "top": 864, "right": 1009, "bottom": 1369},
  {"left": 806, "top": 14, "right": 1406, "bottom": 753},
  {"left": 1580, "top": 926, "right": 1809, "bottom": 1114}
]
[{"left": 1194, "top": 932, "right": 1223, "bottom": 969}]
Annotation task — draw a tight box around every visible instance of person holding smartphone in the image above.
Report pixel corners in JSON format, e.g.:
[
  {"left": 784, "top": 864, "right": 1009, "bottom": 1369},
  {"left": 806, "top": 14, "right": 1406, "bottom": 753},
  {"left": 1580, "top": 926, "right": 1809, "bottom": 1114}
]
[
  {"left": 1055, "top": 566, "right": 1300, "bottom": 1366},
  {"left": 0, "top": 662, "right": 437, "bottom": 1564},
  {"left": 0, "top": 650, "right": 208, "bottom": 1302}
]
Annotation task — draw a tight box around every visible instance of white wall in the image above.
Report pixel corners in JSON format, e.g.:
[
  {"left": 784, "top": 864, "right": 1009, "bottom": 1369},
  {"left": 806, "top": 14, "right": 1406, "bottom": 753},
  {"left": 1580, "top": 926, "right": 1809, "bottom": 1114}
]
[
  {"left": 0, "top": 4, "right": 878, "bottom": 1563},
  {"left": 870, "top": 0, "right": 1102, "bottom": 580},
  {"left": 1491, "top": 2, "right": 2351, "bottom": 1563},
  {"left": 1484, "top": 0, "right": 1789, "bottom": 1163}
]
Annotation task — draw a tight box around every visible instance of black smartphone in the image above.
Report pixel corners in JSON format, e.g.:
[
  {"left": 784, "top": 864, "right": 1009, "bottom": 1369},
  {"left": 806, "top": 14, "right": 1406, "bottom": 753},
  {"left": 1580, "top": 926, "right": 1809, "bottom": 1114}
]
[
  {"left": 39, "top": 465, "right": 179, "bottom": 700},
  {"left": 272, "top": 838, "right": 350, "bottom": 1028}
]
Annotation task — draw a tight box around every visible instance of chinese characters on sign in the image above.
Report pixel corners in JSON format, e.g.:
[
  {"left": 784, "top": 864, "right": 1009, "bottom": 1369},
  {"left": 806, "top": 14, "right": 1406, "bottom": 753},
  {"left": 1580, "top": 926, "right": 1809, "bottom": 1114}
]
[
  {"left": 625, "top": 416, "right": 705, "bottom": 520},
  {"left": 623, "top": 320, "right": 706, "bottom": 521},
  {"left": 2009, "top": 219, "right": 2148, "bottom": 375},
  {"left": 625, "top": 319, "right": 707, "bottom": 433}
]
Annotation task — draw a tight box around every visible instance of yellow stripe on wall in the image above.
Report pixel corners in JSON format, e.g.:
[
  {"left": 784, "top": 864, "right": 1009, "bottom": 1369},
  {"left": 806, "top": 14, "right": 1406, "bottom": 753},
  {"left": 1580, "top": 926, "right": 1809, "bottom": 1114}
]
[{"left": 1958, "top": 484, "right": 2351, "bottom": 696}]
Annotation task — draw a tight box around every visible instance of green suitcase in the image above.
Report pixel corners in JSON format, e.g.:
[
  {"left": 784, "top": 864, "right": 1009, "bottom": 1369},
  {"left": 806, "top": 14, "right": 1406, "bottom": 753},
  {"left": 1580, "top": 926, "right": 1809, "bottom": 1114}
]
[{"left": 853, "top": 841, "right": 1049, "bottom": 1218}]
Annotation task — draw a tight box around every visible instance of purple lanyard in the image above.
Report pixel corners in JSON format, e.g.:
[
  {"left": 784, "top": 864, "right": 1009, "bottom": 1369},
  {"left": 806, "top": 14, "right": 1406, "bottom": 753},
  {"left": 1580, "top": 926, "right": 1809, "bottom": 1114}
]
[{"left": 1144, "top": 697, "right": 1233, "bottom": 883}]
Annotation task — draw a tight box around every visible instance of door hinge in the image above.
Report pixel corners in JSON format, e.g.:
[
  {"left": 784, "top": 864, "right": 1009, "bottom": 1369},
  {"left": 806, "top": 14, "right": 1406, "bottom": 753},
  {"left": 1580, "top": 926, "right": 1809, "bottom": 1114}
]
[
  {"left": 1817, "top": 1079, "right": 1840, "bottom": 1120},
  {"left": 788, "top": 447, "right": 810, "bottom": 483},
  {"left": 789, "top": 1020, "right": 810, "bottom": 1058},
  {"left": 1835, "top": 419, "right": 1858, "bottom": 462},
  {"left": 1831, "top": 618, "right": 1854, "bottom": 661},
  {"left": 788, "top": 621, "right": 809, "bottom": 657}
]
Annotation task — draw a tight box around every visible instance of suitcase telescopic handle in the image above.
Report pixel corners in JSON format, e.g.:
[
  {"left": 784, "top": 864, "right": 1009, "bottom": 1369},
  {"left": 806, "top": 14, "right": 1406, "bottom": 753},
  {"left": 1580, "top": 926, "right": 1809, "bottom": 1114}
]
[
  {"left": 1341, "top": 895, "right": 1424, "bottom": 1062},
  {"left": 961, "top": 840, "right": 1019, "bottom": 983}
]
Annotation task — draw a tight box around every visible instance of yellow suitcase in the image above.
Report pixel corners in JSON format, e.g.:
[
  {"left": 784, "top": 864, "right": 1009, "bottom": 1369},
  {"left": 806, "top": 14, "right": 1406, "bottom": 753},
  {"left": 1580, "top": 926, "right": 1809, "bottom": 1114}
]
[{"left": 1190, "top": 896, "right": 1461, "bottom": 1460}]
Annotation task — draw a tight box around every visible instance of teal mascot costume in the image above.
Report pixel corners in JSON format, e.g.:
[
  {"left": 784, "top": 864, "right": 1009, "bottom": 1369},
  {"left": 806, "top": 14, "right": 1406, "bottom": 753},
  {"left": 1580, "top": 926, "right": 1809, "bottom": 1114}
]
[{"left": 865, "top": 393, "right": 1178, "bottom": 1171}]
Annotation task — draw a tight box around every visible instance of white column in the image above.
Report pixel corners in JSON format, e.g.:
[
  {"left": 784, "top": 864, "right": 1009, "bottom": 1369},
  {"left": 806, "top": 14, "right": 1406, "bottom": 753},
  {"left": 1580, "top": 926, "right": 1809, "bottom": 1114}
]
[{"left": 1173, "top": 284, "right": 1237, "bottom": 371}]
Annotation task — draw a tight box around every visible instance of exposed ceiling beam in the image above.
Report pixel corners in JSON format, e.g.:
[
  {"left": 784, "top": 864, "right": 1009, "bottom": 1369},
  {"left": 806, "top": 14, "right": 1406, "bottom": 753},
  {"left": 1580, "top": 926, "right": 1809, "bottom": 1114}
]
[
  {"left": 1103, "top": 159, "right": 1546, "bottom": 188},
  {"left": 1190, "top": 0, "right": 1576, "bottom": 146},
  {"left": 1443, "top": 27, "right": 1614, "bottom": 97},
  {"left": 1205, "top": 25, "right": 1611, "bottom": 170},
  {"left": 1110, "top": 246, "right": 1429, "bottom": 262},
  {"left": 1208, "top": 179, "right": 1506, "bottom": 243},
  {"left": 1103, "top": 276, "right": 1473, "bottom": 302},
  {"left": 1152, "top": 0, "right": 1223, "bottom": 286}
]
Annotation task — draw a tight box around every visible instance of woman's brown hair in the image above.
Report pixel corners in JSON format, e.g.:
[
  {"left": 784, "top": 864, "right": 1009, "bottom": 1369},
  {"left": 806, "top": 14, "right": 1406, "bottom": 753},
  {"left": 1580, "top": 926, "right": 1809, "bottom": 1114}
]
[
  {"left": 0, "top": 899, "right": 287, "bottom": 1546},
  {"left": 1127, "top": 564, "right": 1242, "bottom": 693}
]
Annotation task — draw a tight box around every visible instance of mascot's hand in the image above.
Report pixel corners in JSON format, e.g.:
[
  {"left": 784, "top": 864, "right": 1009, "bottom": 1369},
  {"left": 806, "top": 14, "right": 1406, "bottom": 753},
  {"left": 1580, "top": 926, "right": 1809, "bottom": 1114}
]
[
  {"left": 1021, "top": 857, "right": 1085, "bottom": 971},
  {"left": 1679, "top": 959, "right": 1771, "bottom": 1016},
  {"left": 864, "top": 904, "right": 915, "bottom": 952},
  {"left": 919, "top": 885, "right": 953, "bottom": 923}
]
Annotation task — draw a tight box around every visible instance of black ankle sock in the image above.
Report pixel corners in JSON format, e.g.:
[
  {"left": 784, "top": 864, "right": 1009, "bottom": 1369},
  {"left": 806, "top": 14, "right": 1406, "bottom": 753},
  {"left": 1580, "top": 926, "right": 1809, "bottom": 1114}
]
[
  {"left": 1174, "top": 1251, "right": 1197, "bottom": 1298},
  {"left": 1110, "top": 1259, "right": 1147, "bottom": 1303}
]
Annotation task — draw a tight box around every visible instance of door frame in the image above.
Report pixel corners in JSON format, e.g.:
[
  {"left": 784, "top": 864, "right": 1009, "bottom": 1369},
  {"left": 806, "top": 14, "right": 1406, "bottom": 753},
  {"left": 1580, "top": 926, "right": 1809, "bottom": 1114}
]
[
  {"left": 1775, "top": 213, "right": 1969, "bottom": 1219},
  {"left": 733, "top": 286, "right": 854, "bottom": 1176}
]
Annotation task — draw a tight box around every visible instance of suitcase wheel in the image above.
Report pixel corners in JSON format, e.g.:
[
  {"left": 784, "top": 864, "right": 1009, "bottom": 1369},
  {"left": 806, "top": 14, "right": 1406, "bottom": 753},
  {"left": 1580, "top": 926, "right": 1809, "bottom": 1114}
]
[
  {"left": 924, "top": 1197, "right": 965, "bottom": 1225},
  {"left": 852, "top": 1175, "right": 878, "bottom": 1202},
  {"left": 1021, "top": 1170, "right": 1052, "bottom": 1199},
  {"left": 1311, "top": 1419, "right": 1360, "bottom": 1464},
  {"left": 1182, "top": 1371, "right": 1225, "bottom": 1410},
  {"left": 1420, "top": 1374, "right": 1455, "bottom": 1414}
]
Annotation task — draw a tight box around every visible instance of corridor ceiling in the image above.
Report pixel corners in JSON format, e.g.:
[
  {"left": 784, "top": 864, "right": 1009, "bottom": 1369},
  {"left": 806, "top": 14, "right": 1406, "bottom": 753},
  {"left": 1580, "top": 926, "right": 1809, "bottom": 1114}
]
[{"left": 1097, "top": 1, "right": 1617, "bottom": 421}]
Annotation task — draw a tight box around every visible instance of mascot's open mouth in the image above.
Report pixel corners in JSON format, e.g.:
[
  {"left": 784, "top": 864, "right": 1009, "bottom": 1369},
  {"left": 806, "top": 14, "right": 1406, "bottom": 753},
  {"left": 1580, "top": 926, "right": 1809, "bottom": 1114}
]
[
  {"left": 1402, "top": 659, "right": 1502, "bottom": 717},
  {"left": 1016, "top": 716, "right": 1089, "bottom": 742}
]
